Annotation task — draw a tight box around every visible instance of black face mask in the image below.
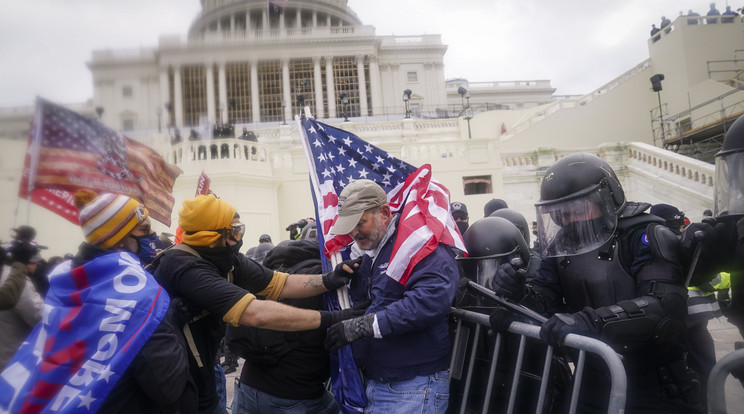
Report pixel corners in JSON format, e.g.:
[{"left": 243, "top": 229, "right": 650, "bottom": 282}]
[
  {"left": 230, "top": 239, "right": 244, "bottom": 255},
  {"left": 192, "top": 245, "right": 235, "bottom": 275},
  {"left": 456, "top": 220, "right": 469, "bottom": 236}
]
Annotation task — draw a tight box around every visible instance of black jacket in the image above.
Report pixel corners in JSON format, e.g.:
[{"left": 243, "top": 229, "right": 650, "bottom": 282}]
[{"left": 226, "top": 239, "right": 328, "bottom": 400}]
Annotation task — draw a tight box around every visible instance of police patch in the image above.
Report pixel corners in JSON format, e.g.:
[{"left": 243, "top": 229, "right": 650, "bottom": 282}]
[
  {"left": 379, "top": 262, "right": 389, "bottom": 273},
  {"left": 641, "top": 232, "right": 650, "bottom": 245}
]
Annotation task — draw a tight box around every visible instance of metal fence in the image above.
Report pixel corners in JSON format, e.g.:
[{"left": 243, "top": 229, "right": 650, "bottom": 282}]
[
  {"left": 708, "top": 347, "right": 744, "bottom": 414},
  {"left": 448, "top": 308, "right": 627, "bottom": 414}
]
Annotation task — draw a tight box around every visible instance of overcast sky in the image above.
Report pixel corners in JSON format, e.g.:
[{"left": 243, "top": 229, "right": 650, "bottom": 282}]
[{"left": 0, "top": 0, "right": 727, "bottom": 108}]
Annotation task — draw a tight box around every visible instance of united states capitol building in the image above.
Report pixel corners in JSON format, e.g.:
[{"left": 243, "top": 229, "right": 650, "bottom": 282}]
[{"left": 0, "top": 0, "right": 743, "bottom": 256}]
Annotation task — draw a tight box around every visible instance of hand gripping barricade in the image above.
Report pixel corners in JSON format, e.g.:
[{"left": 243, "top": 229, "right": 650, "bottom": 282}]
[{"left": 449, "top": 303, "right": 627, "bottom": 414}]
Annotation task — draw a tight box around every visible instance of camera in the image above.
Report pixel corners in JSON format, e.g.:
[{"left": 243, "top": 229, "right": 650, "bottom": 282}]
[{"left": 285, "top": 219, "right": 308, "bottom": 231}]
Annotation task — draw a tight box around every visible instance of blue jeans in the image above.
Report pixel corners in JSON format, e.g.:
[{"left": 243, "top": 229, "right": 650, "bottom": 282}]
[
  {"left": 231, "top": 380, "right": 340, "bottom": 414},
  {"left": 364, "top": 371, "right": 450, "bottom": 414}
]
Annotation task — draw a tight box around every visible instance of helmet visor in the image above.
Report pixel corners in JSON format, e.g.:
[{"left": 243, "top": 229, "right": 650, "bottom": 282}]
[
  {"left": 474, "top": 257, "right": 510, "bottom": 290},
  {"left": 715, "top": 151, "right": 744, "bottom": 217},
  {"left": 536, "top": 188, "right": 617, "bottom": 257}
]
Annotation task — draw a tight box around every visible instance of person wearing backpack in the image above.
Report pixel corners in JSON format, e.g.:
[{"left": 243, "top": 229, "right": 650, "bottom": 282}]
[
  {"left": 150, "top": 194, "right": 363, "bottom": 414},
  {"left": 227, "top": 238, "right": 339, "bottom": 414}
]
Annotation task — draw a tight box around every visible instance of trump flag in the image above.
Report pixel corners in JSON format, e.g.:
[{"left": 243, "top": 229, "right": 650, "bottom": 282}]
[
  {"left": 299, "top": 117, "right": 466, "bottom": 286},
  {"left": 0, "top": 252, "right": 169, "bottom": 413},
  {"left": 19, "top": 98, "right": 182, "bottom": 226}
]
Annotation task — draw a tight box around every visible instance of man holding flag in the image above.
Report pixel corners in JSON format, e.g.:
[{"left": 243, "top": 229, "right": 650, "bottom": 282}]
[{"left": 299, "top": 117, "right": 464, "bottom": 413}]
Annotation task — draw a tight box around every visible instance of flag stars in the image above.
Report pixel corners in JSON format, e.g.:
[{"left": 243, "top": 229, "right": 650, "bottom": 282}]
[
  {"left": 322, "top": 169, "right": 332, "bottom": 178},
  {"left": 364, "top": 143, "right": 373, "bottom": 153},
  {"left": 77, "top": 390, "right": 96, "bottom": 409},
  {"left": 343, "top": 137, "right": 352, "bottom": 147},
  {"left": 375, "top": 156, "right": 385, "bottom": 164},
  {"left": 348, "top": 158, "right": 357, "bottom": 168}
]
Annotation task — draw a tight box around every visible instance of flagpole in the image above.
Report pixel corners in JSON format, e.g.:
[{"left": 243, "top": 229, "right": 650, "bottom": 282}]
[
  {"left": 297, "top": 112, "right": 351, "bottom": 309},
  {"left": 25, "top": 98, "right": 44, "bottom": 225}
]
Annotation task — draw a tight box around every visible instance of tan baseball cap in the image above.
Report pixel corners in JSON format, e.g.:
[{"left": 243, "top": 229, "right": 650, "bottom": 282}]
[{"left": 330, "top": 179, "right": 387, "bottom": 235}]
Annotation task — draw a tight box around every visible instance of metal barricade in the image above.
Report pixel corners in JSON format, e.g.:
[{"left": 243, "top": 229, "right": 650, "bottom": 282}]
[
  {"left": 707, "top": 347, "right": 744, "bottom": 414},
  {"left": 449, "top": 308, "right": 627, "bottom": 414}
]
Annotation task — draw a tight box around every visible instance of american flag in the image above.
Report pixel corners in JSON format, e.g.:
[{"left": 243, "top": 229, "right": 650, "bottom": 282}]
[
  {"left": 19, "top": 98, "right": 182, "bottom": 226},
  {"left": 300, "top": 118, "right": 466, "bottom": 286}
]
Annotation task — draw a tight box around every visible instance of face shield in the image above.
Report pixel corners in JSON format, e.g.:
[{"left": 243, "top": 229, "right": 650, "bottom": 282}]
[
  {"left": 536, "top": 185, "right": 618, "bottom": 257},
  {"left": 458, "top": 249, "right": 521, "bottom": 290},
  {"left": 715, "top": 151, "right": 744, "bottom": 217}
]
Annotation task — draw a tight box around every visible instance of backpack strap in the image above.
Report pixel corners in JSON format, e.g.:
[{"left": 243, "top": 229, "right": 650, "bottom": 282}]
[{"left": 149, "top": 243, "right": 231, "bottom": 368}]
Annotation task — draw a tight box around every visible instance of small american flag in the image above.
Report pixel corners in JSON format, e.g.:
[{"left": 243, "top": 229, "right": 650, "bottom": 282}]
[{"left": 300, "top": 118, "right": 466, "bottom": 286}]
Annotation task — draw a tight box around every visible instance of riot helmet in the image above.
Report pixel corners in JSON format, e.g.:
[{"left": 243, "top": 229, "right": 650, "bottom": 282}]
[
  {"left": 715, "top": 114, "right": 744, "bottom": 217},
  {"left": 457, "top": 217, "right": 529, "bottom": 290},
  {"left": 535, "top": 153, "right": 625, "bottom": 257},
  {"left": 488, "top": 208, "right": 530, "bottom": 245}
]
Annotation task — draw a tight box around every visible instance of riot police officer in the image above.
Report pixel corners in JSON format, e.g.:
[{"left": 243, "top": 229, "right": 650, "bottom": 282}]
[
  {"left": 490, "top": 152, "right": 699, "bottom": 413},
  {"left": 453, "top": 217, "right": 567, "bottom": 413}
]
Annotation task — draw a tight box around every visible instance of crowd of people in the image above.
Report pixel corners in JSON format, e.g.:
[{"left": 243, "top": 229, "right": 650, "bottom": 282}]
[
  {"left": 651, "top": 3, "right": 740, "bottom": 41},
  {"left": 1, "top": 115, "right": 744, "bottom": 413}
]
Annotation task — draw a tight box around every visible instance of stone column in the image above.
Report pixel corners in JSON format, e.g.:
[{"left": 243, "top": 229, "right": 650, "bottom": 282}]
[
  {"left": 391, "top": 63, "right": 401, "bottom": 114},
  {"left": 296, "top": 9, "right": 301, "bottom": 28},
  {"left": 230, "top": 14, "right": 235, "bottom": 34},
  {"left": 356, "top": 55, "right": 368, "bottom": 117},
  {"left": 218, "top": 63, "right": 227, "bottom": 124},
  {"left": 368, "top": 55, "right": 381, "bottom": 116},
  {"left": 325, "top": 56, "right": 336, "bottom": 118},
  {"left": 206, "top": 63, "right": 216, "bottom": 123},
  {"left": 174, "top": 66, "right": 183, "bottom": 127},
  {"left": 282, "top": 58, "right": 291, "bottom": 121},
  {"left": 251, "top": 61, "right": 260, "bottom": 123},
  {"left": 313, "top": 56, "right": 324, "bottom": 118},
  {"left": 159, "top": 68, "right": 169, "bottom": 117}
]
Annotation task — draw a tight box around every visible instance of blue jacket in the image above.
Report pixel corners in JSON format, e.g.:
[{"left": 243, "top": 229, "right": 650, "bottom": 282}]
[{"left": 348, "top": 225, "right": 459, "bottom": 381}]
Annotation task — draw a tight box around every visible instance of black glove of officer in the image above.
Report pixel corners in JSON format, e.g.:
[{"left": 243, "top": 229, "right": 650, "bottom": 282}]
[
  {"left": 491, "top": 258, "right": 527, "bottom": 299},
  {"left": 539, "top": 307, "right": 600, "bottom": 347},
  {"left": 489, "top": 307, "right": 517, "bottom": 333},
  {"left": 324, "top": 313, "right": 376, "bottom": 353},
  {"left": 322, "top": 257, "right": 363, "bottom": 290},
  {"left": 318, "top": 298, "right": 371, "bottom": 330}
]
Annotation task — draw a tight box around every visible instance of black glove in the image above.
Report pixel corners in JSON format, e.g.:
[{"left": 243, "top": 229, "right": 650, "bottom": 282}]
[
  {"left": 491, "top": 259, "right": 526, "bottom": 299},
  {"left": 322, "top": 257, "right": 363, "bottom": 290},
  {"left": 167, "top": 297, "right": 197, "bottom": 328},
  {"left": 318, "top": 299, "right": 370, "bottom": 330},
  {"left": 489, "top": 307, "right": 516, "bottom": 333},
  {"left": 539, "top": 307, "right": 600, "bottom": 348},
  {"left": 324, "top": 313, "right": 375, "bottom": 352}
]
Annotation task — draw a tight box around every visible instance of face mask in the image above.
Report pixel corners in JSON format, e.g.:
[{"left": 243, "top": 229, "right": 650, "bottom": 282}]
[
  {"left": 456, "top": 220, "right": 469, "bottom": 236},
  {"left": 230, "top": 239, "right": 244, "bottom": 255},
  {"left": 192, "top": 245, "right": 235, "bottom": 275},
  {"left": 133, "top": 234, "right": 158, "bottom": 265}
]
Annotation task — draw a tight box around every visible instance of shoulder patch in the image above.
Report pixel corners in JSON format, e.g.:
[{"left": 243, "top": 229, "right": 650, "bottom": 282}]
[
  {"left": 641, "top": 232, "right": 650, "bottom": 245},
  {"left": 378, "top": 262, "right": 389, "bottom": 273}
]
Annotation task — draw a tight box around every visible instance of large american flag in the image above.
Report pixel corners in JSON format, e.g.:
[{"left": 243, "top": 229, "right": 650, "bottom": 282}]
[
  {"left": 300, "top": 118, "right": 466, "bottom": 286},
  {"left": 19, "top": 98, "right": 182, "bottom": 226}
]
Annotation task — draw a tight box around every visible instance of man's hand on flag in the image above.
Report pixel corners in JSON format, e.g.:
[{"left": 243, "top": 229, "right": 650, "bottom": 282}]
[{"left": 322, "top": 257, "right": 363, "bottom": 290}]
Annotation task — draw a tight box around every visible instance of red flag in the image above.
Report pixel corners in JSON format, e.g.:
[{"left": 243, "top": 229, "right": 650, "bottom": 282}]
[
  {"left": 299, "top": 118, "right": 466, "bottom": 285},
  {"left": 195, "top": 170, "right": 211, "bottom": 196},
  {"left": 501, "top": 122, "right": 507, "bottom": 135},
  {"left": 19, "top": 98, "right": 182, "bottom": 226}
]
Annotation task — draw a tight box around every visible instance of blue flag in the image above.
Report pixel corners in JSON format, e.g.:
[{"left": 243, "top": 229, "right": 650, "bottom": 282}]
[{"left": 0, "top": 252, "right": 169, "bottom": 413}]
